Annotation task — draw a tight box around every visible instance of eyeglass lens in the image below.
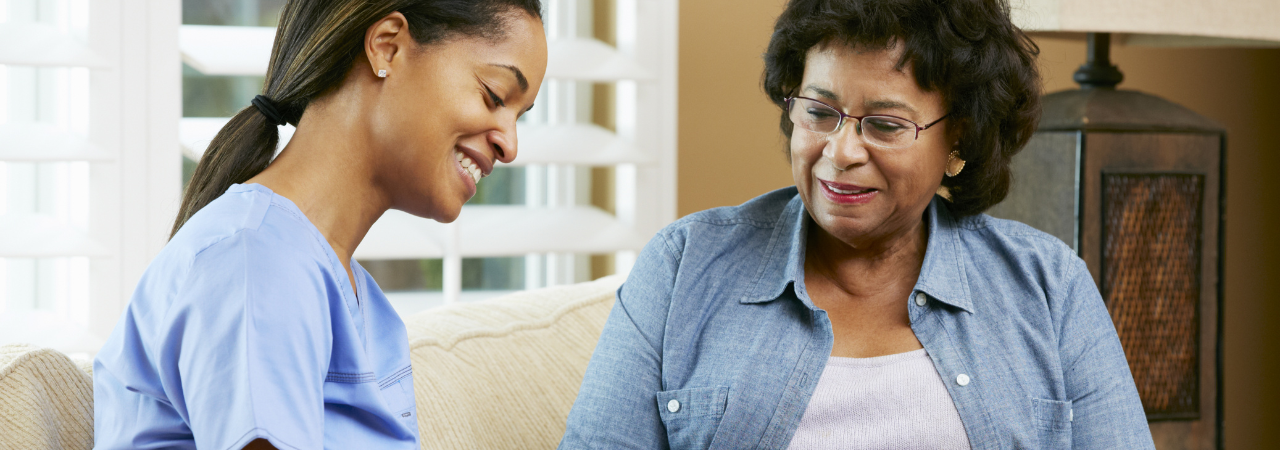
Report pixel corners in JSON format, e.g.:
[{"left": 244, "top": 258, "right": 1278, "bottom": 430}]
[{"left": 788, "top": 97, "right": 917, "bottom": 148}]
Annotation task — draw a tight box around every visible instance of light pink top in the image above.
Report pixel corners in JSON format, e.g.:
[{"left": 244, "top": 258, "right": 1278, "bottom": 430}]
[{"left": 786, "top": 349, "right": 972, "bottom": 450}]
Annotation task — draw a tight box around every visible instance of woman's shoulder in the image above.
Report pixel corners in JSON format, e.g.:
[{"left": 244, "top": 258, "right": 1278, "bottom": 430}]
[
  {"left": 943, "top": 207, "right": 1089, "bottom": 291},
  {"left": 952, "top": 210, "right": 1077, "bottom": 261},
  {"left": 166, "top": 184, "right": 327, "bottom": 264},
  {"left": 943, "top": 208, "right": 1092, "bottom": 304},
  {"left": 143, "top": 185, "right": 335, "bottom": 299},
  {"left": 112, "top": 187, "right": 341, "bottom": 361}
]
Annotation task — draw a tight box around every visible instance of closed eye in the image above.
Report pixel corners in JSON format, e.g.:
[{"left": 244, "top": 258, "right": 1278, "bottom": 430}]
[
  {"left": 865, "top": 117, "right": 910, "bottom": 133},
  {"left": 806, "top": 108, "right": 839, "bottom": 120},
  {"left": 485, "top": 86, "right": 506, "bottom": 108}
]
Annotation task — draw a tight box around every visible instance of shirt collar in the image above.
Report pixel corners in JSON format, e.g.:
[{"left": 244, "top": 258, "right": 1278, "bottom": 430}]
[
  {"left": 914, "top": 197, "right": 974, "bottom": 313},
  {"left": 740, "top": 193, "right": 810, "bottom": 306},
  {"left": 739, "top": 194, "right": 974, "bottom": 314}
]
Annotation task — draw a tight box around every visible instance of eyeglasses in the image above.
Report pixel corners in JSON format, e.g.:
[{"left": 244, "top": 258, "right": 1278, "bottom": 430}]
[{"left": 785, "top": 96, "right": 948, "bottom": 149}]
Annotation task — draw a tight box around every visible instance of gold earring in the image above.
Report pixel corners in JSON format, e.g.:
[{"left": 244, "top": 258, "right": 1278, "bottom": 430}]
[{"left": 945, "top": 150, "right": 966, "bottom": 177}]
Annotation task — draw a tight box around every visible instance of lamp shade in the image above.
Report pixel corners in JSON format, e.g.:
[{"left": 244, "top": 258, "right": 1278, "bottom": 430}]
[{"left": 1011, "top": 0, "right": 1280, "bottom": 47}]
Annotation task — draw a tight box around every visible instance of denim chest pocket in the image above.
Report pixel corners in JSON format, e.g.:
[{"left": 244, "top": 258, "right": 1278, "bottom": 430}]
[
  {"left": 656, "top": 386, "right": 730, "bottom": 450},
  {"left": 1030, "top": 397, "right": 1072, "bottom": 448}
]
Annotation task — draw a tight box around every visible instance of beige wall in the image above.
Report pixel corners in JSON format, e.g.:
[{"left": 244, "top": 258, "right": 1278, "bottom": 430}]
[
  {"left": 678, "top": 2, "right": 1280, "bottom": 448},
  {"left": 678, "top": 0, "right": 793, "bottom": 216}
]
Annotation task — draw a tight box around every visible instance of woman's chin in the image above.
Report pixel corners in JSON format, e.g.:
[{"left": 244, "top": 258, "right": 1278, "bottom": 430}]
[
  {"left": 430, "top": 207, "right": 461, "bottom": 224},
  {"left": 810, "top": 208, "right": 885, "bottom": 241},
  {"left": 395, "top": 194, "right": 463, "bottom": 224},
  {"left": 434, "top": 197, "right": 467, "bottom": 223}
]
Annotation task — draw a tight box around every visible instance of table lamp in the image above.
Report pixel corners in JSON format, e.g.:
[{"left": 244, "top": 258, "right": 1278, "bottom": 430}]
[{"left": 991, "top": 1, "right": 1280, "bottom": 448}]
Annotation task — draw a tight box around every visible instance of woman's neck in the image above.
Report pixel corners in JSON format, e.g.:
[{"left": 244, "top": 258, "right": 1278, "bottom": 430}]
[
  {"left": 245, "top": 91, "right": 390, "bottom": 268},
  {"left": 805, "top": 216, "right": 929, "bottom": 299}
]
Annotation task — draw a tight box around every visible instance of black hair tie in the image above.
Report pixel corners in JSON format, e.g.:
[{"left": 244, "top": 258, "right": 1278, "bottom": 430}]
[{"left": 251, "top": 95, "right": 287, "bottom": 126}]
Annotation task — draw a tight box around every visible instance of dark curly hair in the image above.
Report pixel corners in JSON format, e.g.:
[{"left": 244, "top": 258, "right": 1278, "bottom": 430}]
[{"left": 763, "top": 0, "right": 1041, "bottom": 216}]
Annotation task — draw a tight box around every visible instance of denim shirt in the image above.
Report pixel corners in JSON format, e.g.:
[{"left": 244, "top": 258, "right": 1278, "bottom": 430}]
[{"left": 560, "top": 187, "right": 1153, "bottom": 449}]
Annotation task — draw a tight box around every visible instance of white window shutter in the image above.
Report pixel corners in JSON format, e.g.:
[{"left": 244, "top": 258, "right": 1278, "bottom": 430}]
[{"left": 0, "top": 0, "right": 182, "bottom": 355}]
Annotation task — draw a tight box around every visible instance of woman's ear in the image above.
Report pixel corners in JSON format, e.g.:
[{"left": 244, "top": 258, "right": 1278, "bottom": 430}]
[
  {"left": 945, "top": 118, "right": 965, "bottom": 150},
  {"left": 364, "top": 12, "right": 410, "bottom": 78}
]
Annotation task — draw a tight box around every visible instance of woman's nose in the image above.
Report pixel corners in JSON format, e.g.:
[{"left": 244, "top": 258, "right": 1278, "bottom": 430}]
[
  {"left": 823, "top": 127, "right": 871, "bottom": 170},
  {"left": 489, "top": 121, "right": 518, "bottom": 164}
]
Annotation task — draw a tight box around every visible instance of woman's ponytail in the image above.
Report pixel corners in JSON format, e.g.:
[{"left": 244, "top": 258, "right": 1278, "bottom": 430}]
[{"left": 170, "top": 105, "right": 281, "bottom": 237}]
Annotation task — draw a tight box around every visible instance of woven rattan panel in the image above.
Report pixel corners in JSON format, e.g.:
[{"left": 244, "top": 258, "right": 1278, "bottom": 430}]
[{"left": 1101, "top": 173, "right": 1204, "bottom": 420}]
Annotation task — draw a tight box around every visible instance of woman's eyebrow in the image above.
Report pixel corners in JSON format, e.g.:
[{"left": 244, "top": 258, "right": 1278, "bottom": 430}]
[
  {"left": 864, "top": 99, "right": 918, "bottom": 116},
  {"left": 489, "top": 64, "right": 529, "bottom": 92},
  {"left": 802, "top": 85, "right": 918, "bottom": 116},
  {"left": 803, "top": 85, "right": 841, "bottom": 102}
]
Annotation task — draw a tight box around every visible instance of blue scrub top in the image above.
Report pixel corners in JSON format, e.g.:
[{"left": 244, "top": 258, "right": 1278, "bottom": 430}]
[{"left": 93, "top": 184, "right": 419, "bottom": 450}]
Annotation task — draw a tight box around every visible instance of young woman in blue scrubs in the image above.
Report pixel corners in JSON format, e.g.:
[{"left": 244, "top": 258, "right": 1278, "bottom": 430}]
[{"left": 92, "top": 1, "right": 546, "bottom": 448}]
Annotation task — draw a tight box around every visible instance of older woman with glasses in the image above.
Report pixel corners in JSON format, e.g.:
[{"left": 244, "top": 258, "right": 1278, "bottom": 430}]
[{"left": 559, "top": 0, "right": 1153, "bottom": 449}]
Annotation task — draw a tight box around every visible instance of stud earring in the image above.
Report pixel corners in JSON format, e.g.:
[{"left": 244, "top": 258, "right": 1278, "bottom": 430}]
[
  {"left": 377, "top": 69, "right": 387, "bottom": 78},
  {"left": 945, "top": 150, "right": 966, "bottom": 177}
]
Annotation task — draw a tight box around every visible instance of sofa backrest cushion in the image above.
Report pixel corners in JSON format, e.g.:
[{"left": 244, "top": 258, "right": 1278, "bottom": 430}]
[
  {"left": 0, "top": 344, "right": 94, "bottom": 450},
  {"left": 403, "top": 275, "right": 622, "bottom": 449}
]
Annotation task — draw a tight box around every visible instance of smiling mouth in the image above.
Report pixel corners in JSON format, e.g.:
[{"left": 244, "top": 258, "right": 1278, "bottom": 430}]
[
  {"left": 821, "top": 180, "right": 877, "bottom": 195},
  {"left": 454, "top": 149, "right": 483, "bottom": 185}
]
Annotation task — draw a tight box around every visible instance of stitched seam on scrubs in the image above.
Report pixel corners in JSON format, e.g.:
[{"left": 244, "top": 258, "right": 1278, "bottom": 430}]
[
  {"left": 377, "top": 365, "right": 413, "bottom": 389},
  {"left": 273, "top": 198, "right": 361, "bottom": 309},
  {"left": 162, "top": 230, "right": 242, "bottom": 330},
  {"left": 238, "top": 229, "right": 271, "bottom": 444},
  {"left": 326, "top": 371, "right": 376, "bottom": 383}
]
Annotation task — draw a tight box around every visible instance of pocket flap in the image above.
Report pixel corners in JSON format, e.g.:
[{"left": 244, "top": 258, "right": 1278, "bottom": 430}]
[
  {"left": 656, "top": 386, "right": 729, "bottom": 419},
  {"left": 1030, "top": 397, "right": 1073, "bottom": 432}
]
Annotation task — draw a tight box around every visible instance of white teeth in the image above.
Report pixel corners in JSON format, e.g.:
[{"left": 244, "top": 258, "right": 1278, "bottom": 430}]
[
  {"left": 455, "top": 150, "right": 482, "bottom": 184},
  {"left": 826, "top": 184, "right": 871, "bottom": 195}
]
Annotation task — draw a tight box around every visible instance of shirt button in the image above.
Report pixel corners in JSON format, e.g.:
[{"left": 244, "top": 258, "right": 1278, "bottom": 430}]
[
  {"left": 956, "top": 374, "right": 971, "bottom": 386},
  {"left": 667, "top": 399, "right": 681, "bottom": 413},
  {"left": 915, "top": 293, "right": 927, "bottom": 306}
]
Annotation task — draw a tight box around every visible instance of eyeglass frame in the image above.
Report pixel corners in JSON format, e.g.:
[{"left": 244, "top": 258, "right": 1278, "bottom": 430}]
[{"left": 784, "top": 96, "right": 949, "bottom": 147}]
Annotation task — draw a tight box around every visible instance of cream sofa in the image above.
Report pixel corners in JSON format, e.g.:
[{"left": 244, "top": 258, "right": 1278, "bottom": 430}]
[{"left": 0, "top": 275, "right": 621, "bottom": 450}]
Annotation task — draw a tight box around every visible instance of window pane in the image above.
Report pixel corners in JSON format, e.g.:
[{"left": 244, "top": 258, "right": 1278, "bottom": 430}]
[
  {"left": 182, "top": 156, "right": 198, "bottom": 190},
  {"left": 183, "top": 0, "right": 287, "bottom": 27},
  {"left": 359, "top": 257, "right": 527, "bottom": 293},
  {"left": 461, "top": 257, "right": 524, "bottom": 290},
  {"left": 467, "top": 166, "right": 525, "bottom": 205},
  {"left": 183, "top": 64, "right": 262, "bottom": 118},
  {"left": 357, "top": 259, "right": 443, "bottom": 292}
]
